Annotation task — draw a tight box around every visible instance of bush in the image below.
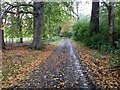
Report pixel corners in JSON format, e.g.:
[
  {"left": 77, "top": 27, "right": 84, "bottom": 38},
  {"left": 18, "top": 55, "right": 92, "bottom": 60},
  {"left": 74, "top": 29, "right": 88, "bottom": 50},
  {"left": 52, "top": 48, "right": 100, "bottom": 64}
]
[
  {"left": 72, "top": 17, "right": 120, "bottom": 68},
  {"left": 60, "top": 31, "right": 72, "bottom": 38},
  {"left": 72, "top": 19, "right": 89, "bottom": 41},
  {"left": 72, "top": 18, "right": 120, "bottom": 53}
]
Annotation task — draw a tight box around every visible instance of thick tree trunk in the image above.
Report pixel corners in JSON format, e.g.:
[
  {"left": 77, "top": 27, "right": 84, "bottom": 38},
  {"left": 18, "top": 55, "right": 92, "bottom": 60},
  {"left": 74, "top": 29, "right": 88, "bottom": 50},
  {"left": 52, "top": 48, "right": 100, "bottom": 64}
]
[
  {"left": 108, "top": 2, "right": 115, "bottom": 48},
  {"left": 90, "top": 0, "right": 99, "bottom": 35},
  {"left": 31, "top": 2, "right": 44, "bottom": 50}
]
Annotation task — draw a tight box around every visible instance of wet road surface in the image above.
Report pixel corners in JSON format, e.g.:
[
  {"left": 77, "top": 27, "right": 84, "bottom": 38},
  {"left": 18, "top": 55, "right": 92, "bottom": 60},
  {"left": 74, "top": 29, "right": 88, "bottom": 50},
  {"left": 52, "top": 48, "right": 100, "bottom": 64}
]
[{"left": 13, "top": 38, "right": 97, "bottom": 89}]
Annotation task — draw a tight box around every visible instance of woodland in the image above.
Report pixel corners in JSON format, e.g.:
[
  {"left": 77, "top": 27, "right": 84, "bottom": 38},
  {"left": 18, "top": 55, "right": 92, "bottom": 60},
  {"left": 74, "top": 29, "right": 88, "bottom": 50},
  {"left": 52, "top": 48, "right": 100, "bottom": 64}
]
[{"left": 1, "top": 0, "right": 120, "bottom": 89}]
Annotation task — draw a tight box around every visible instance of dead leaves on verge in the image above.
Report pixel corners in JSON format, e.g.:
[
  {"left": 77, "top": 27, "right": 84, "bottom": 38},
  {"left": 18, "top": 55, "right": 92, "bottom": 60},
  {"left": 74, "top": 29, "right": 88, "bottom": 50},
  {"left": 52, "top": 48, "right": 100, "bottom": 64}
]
[
  {"left": 2, "top": 44, "right": 57, "bottom": 88},
  {"left": 72, "top": 41, "right": 120, "bottom": 89}
]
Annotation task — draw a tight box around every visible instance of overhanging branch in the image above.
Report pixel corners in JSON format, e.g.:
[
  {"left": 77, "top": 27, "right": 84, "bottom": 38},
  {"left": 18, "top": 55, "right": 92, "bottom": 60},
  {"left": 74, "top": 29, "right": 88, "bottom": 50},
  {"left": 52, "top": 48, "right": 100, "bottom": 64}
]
[
  {"left": 6, "top": 10, "right": 35, "bottom": 15},
  {"left": 1, "top": 2, "right": 34, "bottom": 19}
]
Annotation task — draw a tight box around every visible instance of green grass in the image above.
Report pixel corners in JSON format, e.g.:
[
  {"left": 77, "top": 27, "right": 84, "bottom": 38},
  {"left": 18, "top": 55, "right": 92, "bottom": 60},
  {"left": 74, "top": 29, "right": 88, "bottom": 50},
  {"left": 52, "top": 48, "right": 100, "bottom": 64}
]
[
  {"left": 89, "top": 51, "right": 107, "bottom": 60},
  {"left": 51, "top": 36, "right": 62, "bottom": 45}
]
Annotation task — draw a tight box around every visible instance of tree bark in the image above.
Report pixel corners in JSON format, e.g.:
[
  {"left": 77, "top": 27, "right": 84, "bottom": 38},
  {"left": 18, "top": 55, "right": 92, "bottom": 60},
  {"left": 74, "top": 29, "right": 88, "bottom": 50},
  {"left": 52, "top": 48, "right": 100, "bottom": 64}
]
[
  {"left": 76, "top": 2, "right": 79, "bottom": 20},
  {"left": 19, "top": 17, "right": 23, "bottom": 43},
  {"left": 0, "top": 30, "right": 5, "bottom": 50},
  {"left": 18, "top": 7, "right": 23, "bottom": 43},
  {"left": 19, "top": 28, "right": 23, "bottom": 43},
  {"left": 90, "top": 0, "right": 99, "bottom": 35},
  {"left": 108, "top": 2, "right": 115, "bottom": 48},
  {"left": 0, "top": 5, "right": 6, "bottom": 49},
  {"left": 31, "top": 2, "right": 44, "bottom": 50}
]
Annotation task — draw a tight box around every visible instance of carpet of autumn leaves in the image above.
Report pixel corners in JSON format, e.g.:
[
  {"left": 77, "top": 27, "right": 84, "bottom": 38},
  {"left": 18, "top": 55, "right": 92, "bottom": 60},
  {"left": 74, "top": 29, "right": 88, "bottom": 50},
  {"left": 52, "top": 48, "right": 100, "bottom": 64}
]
[
  {"left": 73, "top": 41, "right": 120, "bottom": 89},
  {"left": 2, "top": 43, "right": 57, "bottom": 88}
]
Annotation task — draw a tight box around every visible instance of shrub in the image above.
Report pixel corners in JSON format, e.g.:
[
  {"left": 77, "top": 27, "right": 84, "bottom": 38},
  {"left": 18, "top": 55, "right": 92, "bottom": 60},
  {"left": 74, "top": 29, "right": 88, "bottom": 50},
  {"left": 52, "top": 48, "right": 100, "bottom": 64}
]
[
  {"left": 60, "top": 31, "right": 72, "bottom": 38},
  {"left": 72, "top": 17, "right": 120, "bottom": 68},
  {"left": 72, "top": 19, "right": 89, "bottom": 42},
  {"left": 72, "top": 18, "right": 120, "bottom": 53}
]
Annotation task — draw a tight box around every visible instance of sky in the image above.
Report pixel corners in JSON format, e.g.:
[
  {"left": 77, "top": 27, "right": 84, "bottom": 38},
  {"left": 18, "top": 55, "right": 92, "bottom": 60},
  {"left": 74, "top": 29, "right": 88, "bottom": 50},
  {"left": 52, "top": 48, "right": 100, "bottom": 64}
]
[{"left": 73, "top": 0, "right": 92, "bottom": 16}]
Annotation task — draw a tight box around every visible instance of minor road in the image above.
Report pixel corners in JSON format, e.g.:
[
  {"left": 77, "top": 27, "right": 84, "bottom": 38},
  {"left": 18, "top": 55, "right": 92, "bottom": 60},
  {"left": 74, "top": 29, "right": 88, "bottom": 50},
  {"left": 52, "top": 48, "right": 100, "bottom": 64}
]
[{"left": 14, "top": 38, "right": 97, "bottom": 89}]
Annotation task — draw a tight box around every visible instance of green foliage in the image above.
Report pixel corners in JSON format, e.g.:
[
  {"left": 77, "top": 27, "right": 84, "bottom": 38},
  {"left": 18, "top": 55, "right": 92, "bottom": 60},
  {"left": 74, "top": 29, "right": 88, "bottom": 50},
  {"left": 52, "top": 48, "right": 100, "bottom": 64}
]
[
  {"left": 4, "top": 2, "right": 72, "bottom": 43},
  {"left": 72, "top": 6, "right": 120, "bottom": 67},
  {"left": 72, "top": 6, "right": 120, "bottom": 51},
  {"left": 50, "top": 36, "right": 62, "bottom": 45},
  {"left": 61, "top": 31, "right": 72, "bottom": 38},
  {"left": 72, "top": 18, "right": 89, "bottom": 42},
  {"left": 4, "top": 14, "right": 33, "bottom": 40},
  {"left": 43, "top": 2, "right": 73, "bottom": 40}
]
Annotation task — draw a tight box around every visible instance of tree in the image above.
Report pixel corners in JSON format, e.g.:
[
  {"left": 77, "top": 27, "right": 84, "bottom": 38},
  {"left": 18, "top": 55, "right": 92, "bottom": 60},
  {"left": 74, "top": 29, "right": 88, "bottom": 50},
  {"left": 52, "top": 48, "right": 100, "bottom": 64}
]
[
  {"left": 16, "top": 5, "right": 23, "bottom": 43},
  {"left": 90, "top": 0, "right": 99, "bottom": 35},
  {"left": 102, "top": 1, "right": 115, "bottom": 48},
  {"left": 108, "top": 2, "right": 115, "bottom": 48},
  {"left": 1, "top": 2, "right": 34, "bottom": 49},
  {"left": 2, "top": 2, "right": 73, "bottom": 50},
  {"left": 30, "top": 2, "right": 44, "bottom": 50},
  {"left": 76, "top": 2, "right": 80, "bottom": 20},
  {"left": 0, "top": 27, "right": 6, "bottom": 49},
  {"left": 0, "top": 3, "right": 5, "bottom": 49}
]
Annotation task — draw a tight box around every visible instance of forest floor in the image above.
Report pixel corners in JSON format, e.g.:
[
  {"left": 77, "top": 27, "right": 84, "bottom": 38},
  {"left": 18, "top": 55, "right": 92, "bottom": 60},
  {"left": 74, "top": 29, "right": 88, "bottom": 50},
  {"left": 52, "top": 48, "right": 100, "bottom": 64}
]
[{"left": 2, "top": 38, "right": 120, "bottom": 89}]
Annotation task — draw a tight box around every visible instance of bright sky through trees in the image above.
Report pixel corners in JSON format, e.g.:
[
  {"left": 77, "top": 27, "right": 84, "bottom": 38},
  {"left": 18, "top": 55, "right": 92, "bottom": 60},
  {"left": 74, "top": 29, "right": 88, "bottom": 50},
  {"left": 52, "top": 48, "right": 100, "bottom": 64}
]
[{"left": 73, "top": 0, "right": 92, "bottom": 16}]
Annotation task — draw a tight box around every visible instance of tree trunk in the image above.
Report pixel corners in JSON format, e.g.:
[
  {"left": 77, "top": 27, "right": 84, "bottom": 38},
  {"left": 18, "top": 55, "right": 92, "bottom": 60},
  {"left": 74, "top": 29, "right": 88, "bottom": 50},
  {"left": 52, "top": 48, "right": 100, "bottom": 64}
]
[
  {"left": 90, "top": 0, "right": 99, "bottom": 35},
  {"left": 17, "top": 6, "right": 23, "bottom": 44},
  {"left": 76, "top": 2, "right": 79, "bottom": 20},
  {"left": 31, "top": 2, "right": 44, "bottom": 50},
  {"left": 108, "top": 2, "right": 115, "bottom": 48},
  {"left": 0, "top": 5, "right": 6, "bottom": 49},
  {"left": 0, "top": 30, "right": 6, "bottom": 50},
  {"left": 19, "top": 24, "right": 23, "bottom": 43}
]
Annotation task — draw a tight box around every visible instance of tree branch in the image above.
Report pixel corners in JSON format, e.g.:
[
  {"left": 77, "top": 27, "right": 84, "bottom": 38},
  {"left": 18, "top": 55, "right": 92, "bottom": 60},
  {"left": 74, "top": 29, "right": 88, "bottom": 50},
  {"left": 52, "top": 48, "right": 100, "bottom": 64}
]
[
  {"left": 62, "top": 3, "right": 79, "bottom": 18},
  {"left": 101, "top": 0, "right": 109, "bottom": 8},
  {"left": 1, "top": 2, "right": 34, "bottom": 19},
  {"left": 2, "top": 2, "right": 34, "bottom": 8},
  {"left": 6, "top": 10, "right": 35, "bottom": 15}
]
